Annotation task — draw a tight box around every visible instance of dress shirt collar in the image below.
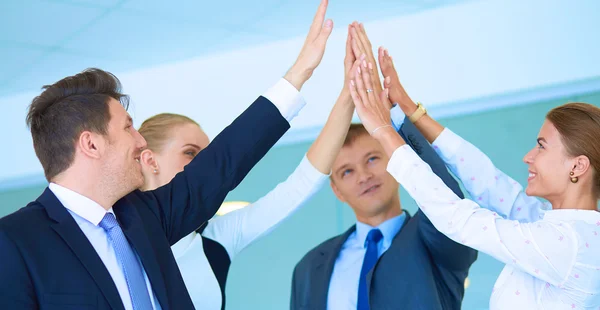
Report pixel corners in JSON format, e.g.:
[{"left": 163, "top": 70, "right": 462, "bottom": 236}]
[
  {"left": 49, "top": 182, "right": 114, "bottom": 226},
  {"left": 355, "top": 211, "right": 406, "bottom": 248},
  {"left": 543, "top": 208, "right": 600, "bottom": 224}
]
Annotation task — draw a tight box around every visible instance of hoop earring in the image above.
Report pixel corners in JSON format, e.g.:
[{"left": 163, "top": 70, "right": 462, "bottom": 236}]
[{"left": 570, "top": 171, "right": 579, "bottom": 183}]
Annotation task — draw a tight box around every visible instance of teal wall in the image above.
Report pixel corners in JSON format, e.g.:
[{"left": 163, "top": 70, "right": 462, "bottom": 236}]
[{"left": 1, "top": 92, "right": 599, "bottom": 309}]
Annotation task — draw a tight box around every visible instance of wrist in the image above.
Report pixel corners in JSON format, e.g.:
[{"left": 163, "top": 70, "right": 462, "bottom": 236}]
[
  {"left": 284, "top": 65, "right": 312, "bottom": 91},
  {"left": 373, "top": 126, "right": 405, "bottom": 156}
]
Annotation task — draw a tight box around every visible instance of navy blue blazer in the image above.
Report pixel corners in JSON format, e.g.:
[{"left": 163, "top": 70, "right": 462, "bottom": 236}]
[
  {"left": 0, "top": 97, "right": 289, "bottom": 310},
  {"left": 291, "top": 119, "right": 478, "bottom": 310}
]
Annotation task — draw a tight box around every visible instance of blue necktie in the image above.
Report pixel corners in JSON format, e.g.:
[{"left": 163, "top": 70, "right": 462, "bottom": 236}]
[
  {"left": 357, "top": 228, "right": 383, "bottom": 310},
  {"left": 99, "top": 213, "right": 153, "bottom": 310}
]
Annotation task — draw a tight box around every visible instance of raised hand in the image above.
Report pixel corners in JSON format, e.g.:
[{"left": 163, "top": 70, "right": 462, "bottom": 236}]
[
  {"left": 285, "top": 0, "right": 334, "bottom": 91},
  {"left": 349, "top": 22, "right": 384, "bottom": 101},
  {"left": 347, "top": 58, "right": 392, "bottom": 135},
  {"left": 348, "top": 58, "right": 407, "bottom": 156},
  {"left": 378, "top": 47, "right": 416, "bottom": 114}
]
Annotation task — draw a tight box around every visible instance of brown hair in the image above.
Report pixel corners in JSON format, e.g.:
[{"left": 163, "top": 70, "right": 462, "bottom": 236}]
[
  {"left": 546, "top": 102, "right": 600, "bottom": 197},
  {"left": 344, "top": 123, "right": 370, "bottom": 147},
  {"left": 138, "top": 113, "right": 199, "bottom": 153},
  {"left": 26, "top": 68, "right": 128, "bottom": 181}
]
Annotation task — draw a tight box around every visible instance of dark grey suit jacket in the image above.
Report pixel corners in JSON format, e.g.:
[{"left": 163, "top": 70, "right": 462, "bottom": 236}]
[{"left": 290, "top": 119, "right": 478, "bottom": 310}]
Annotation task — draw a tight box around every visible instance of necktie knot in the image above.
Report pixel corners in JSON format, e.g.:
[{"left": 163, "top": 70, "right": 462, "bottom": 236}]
[
  {"left": 366, "top": 228, "right": 383, "bottom": 245},
  {"left": 99, "top": 212, "right": 119, "bottom": 231}
]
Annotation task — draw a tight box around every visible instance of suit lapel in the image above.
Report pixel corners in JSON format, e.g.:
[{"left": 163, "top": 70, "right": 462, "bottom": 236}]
[
  {"left": 312, "top": 226, "right": 356, "bottom": 309},
  {"left": 366, "top": 212, "right": 412, "bottom": 297},
  {"left": 114, "top": 198, "right": 169, "bottom": 309},
  {"left": 40, "top": 188, "right": 125, "bottom": 310}
]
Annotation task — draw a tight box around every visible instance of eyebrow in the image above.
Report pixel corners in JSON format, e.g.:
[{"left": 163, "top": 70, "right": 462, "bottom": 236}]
[
  {"left": 335, "top": 164, "right": 350, "bottom": 176},
  {"left": 126, "top": 116, "right": 133, "bottom": 125},
  {"left": 182, "top": 144, "right": 201, "bottom": 150},
  {"left": 537, "top": 137, "right": 547, "bottom": 144}
]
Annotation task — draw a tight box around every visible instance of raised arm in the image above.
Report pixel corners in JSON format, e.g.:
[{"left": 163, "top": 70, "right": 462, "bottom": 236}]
[
  {"left": 201, "top": 26, "right": 358, "bottom": 259},
  {"left": 349, "top": 56, "right": 577, "bottom": 286},
  {"left": 142, "top": 0, "right": 335, "bottom": 245},
  {"left": 349, "top": 23, "right": 476, "bottom": 270},
  {"left": 378, "top": 49, "right": 546, "bottom": 222}
]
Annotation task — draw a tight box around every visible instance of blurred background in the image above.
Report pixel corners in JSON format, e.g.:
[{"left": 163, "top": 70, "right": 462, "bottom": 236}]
[{"left": 1, "top": 0, "right": 599, "bottom": 309}]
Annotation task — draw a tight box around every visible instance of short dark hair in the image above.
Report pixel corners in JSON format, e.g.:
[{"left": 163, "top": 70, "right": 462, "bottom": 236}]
[
  {"left": 26, "top": 68, "right": 129, "bottom": 181},
  {"left": 343, "top": 123, "right": 370, "bottom": 147}
]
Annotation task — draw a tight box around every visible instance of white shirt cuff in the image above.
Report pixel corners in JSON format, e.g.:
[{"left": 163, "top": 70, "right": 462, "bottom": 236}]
[
  {"left": 431, "top": 128, "right": 463, "bottom": 161},
  {"left": 386, "top": 144, "right": 421, "bottom": 182},
  {"left": 390, "top": 104, "right": 405, "bottom": 131},
  {"left": 262, "top": 78, "right": 306, "bottom": 123}
]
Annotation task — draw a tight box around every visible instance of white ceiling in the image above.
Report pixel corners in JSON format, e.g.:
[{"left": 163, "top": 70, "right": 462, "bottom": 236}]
[{"left": 0, "top": 0, "right": 468, "bottom": 97}]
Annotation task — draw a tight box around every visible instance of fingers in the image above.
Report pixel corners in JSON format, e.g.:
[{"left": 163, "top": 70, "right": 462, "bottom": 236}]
[
  {"left": 307, "top": 0, "right": 329, "bottom": 41},
  {"left": 348, "top": 60, "right": 364, "bottom": 107},
  {"left": 315, "top": 19, "right": 333, "bottom": 47},
  {"left": 353, "top": 60, "right": 371, "bottom": 107},
  {"left": 345, "top": 25, "right": 354, "bottom": 63},
  {"left": 362, "top": 62, "right": 378, "bottom": 105},
  {"left": 357, "top": 22, "right": 373, "bottom": 50},
  {"left": 350, "top": 25, "right": 364, "bottom": 59},
  {"left": 378, "top": 46, "right": 396, "bottom": 76},
  {"left": 380, "top": 88, "right": 392, "bottom": 108}
]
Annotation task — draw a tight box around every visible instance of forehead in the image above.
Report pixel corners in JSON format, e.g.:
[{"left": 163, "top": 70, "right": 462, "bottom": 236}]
[
  {"left": 107, "top": 98, "right": 130, "bottom": 122},
  {"left": 332, "top": 134, "right": 384, "bottom": 168},
  {"left": 539, "top": 120, "right": 561, "bottom": 142},
  {"left": 168, "top": 123, "right": 210, "bottom": 148}
]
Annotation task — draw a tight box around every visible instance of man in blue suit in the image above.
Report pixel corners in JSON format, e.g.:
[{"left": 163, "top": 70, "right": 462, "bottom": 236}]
[
  {"left": 0, "top": 1, "right": 334, "bottom": 309},
  {"left": 291, "top": 115, "right": 478, "bottom": 310}
]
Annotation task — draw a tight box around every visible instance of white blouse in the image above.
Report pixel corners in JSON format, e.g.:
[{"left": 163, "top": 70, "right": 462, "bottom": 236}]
[
  {"left": 171, "top": 155, "right": 328, "bottom": 310},
  {"left": 386, "top": 128, "right": 600, "bottom": 309}
]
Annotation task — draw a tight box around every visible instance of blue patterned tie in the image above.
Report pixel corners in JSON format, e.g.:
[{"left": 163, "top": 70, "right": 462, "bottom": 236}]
[
  {"left": 357, "top": 228, "right": 383, "bottom": 310},
  {"left": 99, "top": 213, "right": 153, "bottom": 310}
]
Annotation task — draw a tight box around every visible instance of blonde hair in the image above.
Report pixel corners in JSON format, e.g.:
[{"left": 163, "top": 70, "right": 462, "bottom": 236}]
[{"left": 138, "top": 113, "right": 200, "bottom": 153}]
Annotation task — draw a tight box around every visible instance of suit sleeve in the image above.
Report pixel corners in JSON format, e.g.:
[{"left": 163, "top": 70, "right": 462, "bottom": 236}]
[
  {"left": 0, "top": 230, "right": 37, "bottom": 309},
  {"left": 399, "top": 120, "right": 477, "bottom": 271},
  {"left": 143, "top": 88, "right": 296, "bottom": 244}
]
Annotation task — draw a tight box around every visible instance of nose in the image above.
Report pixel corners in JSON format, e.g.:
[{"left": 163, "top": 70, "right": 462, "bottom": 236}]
[
  {"left": 135, "top": 129, "right": 148, "bottom": 150},
  {"left": 356, "top": 166, "right": 374, "bottom": 185},
  {"left": 523, "top": 147, "right": 536, "bottom": 164}
]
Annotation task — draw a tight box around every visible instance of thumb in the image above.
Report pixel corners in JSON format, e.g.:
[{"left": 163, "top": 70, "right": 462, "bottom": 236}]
[
  {"left": 381, "top": 88, "right": 392, "bottom": 108},
  {"left": 316, "top": 19, "right": 333, "bottom": 46}
]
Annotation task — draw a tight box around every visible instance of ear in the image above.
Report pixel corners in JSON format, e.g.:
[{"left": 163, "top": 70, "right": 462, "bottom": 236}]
[
  {"left": 330, "top": 179, "right": 347, "bottom": 203},
  {"left": 140, "top": 149, "right": 159, "bottom": 172},
  {"left": 571, "top": 155, "right": 591, "bottom": 178},
  {"left": 78, "top": 131, "right": 103, "bottom": 159}
]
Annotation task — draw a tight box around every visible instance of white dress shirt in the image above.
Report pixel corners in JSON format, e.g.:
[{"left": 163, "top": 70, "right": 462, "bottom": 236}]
[
  {"left": 326, "top": 213, "right": 406, "bottom": 310},
  {"left": 49, "top": 183, "right": 161, "bottom": 310},
  {"left": 172, "top": 154, "right": 328, "bottom": 310},
  {"left": 386, "top": 128, "right": 600, "bottom": 309}
]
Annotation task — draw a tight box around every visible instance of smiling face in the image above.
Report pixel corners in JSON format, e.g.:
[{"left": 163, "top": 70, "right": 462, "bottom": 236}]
[
  {"left": 523, "top": 119, "right": 587, "bottom": 203},
  {"left": 330, "top": 133, "right": 400, "bottom": 219},
  {"left": 100, "top": 99, "right": 148, "bottom": 194}
]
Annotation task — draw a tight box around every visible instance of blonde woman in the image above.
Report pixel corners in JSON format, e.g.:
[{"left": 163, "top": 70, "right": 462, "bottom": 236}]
[{"left": 138, "top": 28, "right": 360, "bottom": 310}]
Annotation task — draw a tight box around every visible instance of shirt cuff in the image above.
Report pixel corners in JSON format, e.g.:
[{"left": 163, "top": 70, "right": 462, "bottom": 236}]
[
  {"left": 431, "top": 128, "right": 463, "bottom": 161},
  {"left": 298, "top": 154, "right": 330, "bottom": 181},
  {"left": 262, "top": 78, "right": 306, "bottom": 123},
  {"left": 386, "top": 144, "right": 422, "bottom": 182},
  {"left": 390, "top": 104, "right": 405, "bottom": 131}
]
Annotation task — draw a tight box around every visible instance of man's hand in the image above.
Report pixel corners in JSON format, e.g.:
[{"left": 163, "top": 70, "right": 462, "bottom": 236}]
[{"left": 284, "top": 0, "right": 333, "bottom": 91}]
